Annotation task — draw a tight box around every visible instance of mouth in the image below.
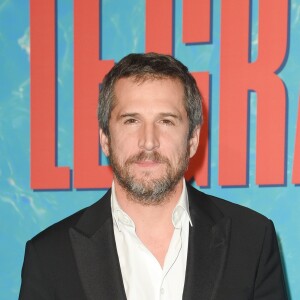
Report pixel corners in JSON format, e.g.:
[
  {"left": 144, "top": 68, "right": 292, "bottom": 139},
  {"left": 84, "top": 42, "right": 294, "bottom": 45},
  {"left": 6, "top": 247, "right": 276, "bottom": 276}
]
[
  {"left": 134, "top": 160, "right": 163, "bottom": 168},
  {"left": 125, "top": 151, "right": 168, "bottom": 169}
]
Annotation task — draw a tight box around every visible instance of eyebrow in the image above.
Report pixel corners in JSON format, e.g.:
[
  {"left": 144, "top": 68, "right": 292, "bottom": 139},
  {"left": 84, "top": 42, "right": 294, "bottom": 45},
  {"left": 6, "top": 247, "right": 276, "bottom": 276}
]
[
  {"left": 118, "top": 113, "right": 139, "bottom": 120},
  {"left": 118, "top": 112, "right": 182, "bottom": 120},
  {"left": 159, "top": 112, "right": 182, "bottom": 120}
]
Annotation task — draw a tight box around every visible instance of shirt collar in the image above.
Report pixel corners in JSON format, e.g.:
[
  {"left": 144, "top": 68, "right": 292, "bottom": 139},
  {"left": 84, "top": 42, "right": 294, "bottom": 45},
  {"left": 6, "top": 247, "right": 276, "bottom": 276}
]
[
  {"left": 111, "top": 181, "right": 135, "bottom": 231},
  {"left": 172, "top": 179, "right": 193, "bottom": 228},
  {"left": 111, "top": 179, "right": 193, "bottom": 231}
]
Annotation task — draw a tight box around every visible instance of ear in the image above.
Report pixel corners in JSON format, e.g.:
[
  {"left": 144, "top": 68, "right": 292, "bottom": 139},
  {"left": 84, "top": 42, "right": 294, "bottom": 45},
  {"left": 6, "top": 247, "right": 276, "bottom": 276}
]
[
  {"left": 99, "top": 128, "right": 110, "bottom": 157},
  {"left": 189, "top": 126, "right": 201, "bottom": 158}
]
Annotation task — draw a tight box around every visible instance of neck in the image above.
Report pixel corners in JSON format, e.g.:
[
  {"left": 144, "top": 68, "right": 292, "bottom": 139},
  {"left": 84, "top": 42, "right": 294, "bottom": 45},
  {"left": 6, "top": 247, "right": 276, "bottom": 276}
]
[
  {"left": 113, "top": 178, "right": 184, "bottom": 267},
  {"left": 114, "top": 178, "right": 184, "bottom": 229}
]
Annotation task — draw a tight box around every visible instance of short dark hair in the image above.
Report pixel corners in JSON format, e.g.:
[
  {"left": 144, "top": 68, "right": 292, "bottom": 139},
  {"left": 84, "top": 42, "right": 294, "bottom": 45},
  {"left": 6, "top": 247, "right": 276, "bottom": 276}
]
[{"left": 98, "top": 52, "right": 203, "bottom": 138}]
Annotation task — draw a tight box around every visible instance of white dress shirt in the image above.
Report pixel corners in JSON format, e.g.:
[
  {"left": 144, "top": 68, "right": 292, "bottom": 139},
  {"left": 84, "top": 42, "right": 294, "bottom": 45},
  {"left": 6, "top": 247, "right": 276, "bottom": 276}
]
[{"left": 111, "top": 180, "right": 192, "bottom": 300}]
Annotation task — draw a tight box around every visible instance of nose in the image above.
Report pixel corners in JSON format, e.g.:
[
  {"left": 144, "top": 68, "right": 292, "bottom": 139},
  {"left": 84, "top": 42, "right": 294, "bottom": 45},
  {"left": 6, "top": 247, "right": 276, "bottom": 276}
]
[{"left": 138, "top": 123, "right": 160, "bottom": 151}]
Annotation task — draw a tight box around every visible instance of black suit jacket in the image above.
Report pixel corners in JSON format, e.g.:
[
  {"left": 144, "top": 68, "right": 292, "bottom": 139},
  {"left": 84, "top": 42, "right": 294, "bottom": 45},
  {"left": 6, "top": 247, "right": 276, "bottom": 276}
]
[{"left": 19, "top": 184, "right": 287, "bottom": 300}]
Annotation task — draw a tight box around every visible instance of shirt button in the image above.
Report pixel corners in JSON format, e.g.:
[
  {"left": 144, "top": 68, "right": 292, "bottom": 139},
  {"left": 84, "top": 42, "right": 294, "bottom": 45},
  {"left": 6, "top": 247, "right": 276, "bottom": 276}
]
[{"left": 160, "top": 287, "right": 164, "bottom": 294}]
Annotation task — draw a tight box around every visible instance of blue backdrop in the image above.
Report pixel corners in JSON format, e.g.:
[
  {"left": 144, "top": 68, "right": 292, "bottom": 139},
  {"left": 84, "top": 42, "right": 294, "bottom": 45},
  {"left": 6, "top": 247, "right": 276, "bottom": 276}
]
[{"left": 0, "top": 0, "right": 299, "bottom": 299}]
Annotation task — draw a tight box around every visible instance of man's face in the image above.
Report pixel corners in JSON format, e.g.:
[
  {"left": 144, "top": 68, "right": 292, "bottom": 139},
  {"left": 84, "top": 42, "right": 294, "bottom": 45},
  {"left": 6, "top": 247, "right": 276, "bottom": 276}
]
[{"left": 100, "top": 77, "right": 200, "bottom": 204}]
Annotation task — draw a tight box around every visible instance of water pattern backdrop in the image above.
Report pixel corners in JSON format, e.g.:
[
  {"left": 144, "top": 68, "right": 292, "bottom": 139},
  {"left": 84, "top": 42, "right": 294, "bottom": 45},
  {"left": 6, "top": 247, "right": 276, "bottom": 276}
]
[{"left": 0, "top": 0, "right": 299, "bottom": 299}]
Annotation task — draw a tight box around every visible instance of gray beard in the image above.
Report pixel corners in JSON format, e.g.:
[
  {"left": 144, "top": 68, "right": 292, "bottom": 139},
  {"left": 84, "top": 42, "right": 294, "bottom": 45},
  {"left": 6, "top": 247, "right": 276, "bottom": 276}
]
[{"left": 109, "top": 147, "right": 190, "bottom": 205}]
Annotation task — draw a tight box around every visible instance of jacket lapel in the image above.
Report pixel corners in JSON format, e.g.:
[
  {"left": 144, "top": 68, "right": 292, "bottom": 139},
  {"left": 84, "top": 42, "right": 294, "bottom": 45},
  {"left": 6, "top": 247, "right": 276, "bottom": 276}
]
[
  {"left": 183, "top": 185, "right": 231, "bottom": 300},
  {"left": 69, "top": 190, "right": 127, "bottom": 300},
  {"left": 69, "top": 184, "right": 231, "bottom": 300}
]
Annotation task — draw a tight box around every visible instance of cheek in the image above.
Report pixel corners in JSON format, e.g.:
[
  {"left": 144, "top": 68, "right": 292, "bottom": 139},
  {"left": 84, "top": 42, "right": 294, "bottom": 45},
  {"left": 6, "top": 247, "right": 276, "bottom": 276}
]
[
  {"left": 109, "top": 135, "right": 137, "bottom": 160},
  {"left": 111, "top": 125, "right": 137, "bottom": 144},
  {"left": 162, "top": 137, "right": 188, "bottom": 159}
]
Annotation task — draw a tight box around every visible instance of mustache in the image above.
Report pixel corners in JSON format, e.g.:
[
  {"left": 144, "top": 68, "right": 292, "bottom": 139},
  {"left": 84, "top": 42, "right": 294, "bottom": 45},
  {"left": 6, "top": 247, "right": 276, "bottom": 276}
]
[{"left": 125, "top": 151, "right": 170, "bottom": 165}]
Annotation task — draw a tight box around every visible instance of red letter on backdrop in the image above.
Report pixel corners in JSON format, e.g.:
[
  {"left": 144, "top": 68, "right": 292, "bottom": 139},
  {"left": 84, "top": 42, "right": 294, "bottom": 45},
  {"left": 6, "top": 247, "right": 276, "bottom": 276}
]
[
  {"left": 74, "top": 0, "right": 114, "bottom": 188},
  {"left": 146, "top": 0, "right": 173, "bottom": 54},
  {"left": 293, "top": 98, "right": 300, "bottom": 184},
  {"left": 182, "top": 0, "right": 211, "bottom": 187},
  {"left": 30, "top": 0, "right": 70, "bottom": 189},
  {"left": 185, "top": 73, "right": 210, "bottom": 186},
  {"left": 183, "top": 0, "right": 211, "bottom": 43},
  {"left": 219, "top": 0, "right": 288, "bottom": 186}
]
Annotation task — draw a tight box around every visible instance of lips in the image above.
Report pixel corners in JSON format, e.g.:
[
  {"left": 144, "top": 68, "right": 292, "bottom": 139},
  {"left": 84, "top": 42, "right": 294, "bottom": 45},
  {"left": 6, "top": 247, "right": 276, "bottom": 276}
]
[{"left": 135, "top": 160, "right": 162, "bottom": 167}]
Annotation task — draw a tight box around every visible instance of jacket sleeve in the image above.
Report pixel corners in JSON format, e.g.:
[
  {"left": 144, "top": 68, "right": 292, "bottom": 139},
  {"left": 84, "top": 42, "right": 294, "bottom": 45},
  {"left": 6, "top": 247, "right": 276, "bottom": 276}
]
[
  {"left": 19, "top": 241, "right": 54, "bottom": 300},
  {"left": 253, "top": 220, "right": 288, "bottom": 300}
]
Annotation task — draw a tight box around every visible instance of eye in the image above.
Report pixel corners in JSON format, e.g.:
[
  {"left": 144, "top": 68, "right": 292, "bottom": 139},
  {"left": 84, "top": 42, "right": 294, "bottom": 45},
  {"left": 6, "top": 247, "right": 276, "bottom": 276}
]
[
  {"left": 160, "top": 119, "right": 174, "bottom": 126},
  {"left": 124, "top": 118, "right": 138, "bottom": 125}
]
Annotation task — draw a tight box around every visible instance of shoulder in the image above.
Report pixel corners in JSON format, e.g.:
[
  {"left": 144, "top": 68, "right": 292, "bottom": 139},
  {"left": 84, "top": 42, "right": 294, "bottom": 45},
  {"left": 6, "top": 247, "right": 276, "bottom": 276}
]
[
  {"left": 211, "top": 193, "right": 268, "bottom": 223},
  {"left": 29, "top": 190, "right": 111, "bottom": 249},
  {"left": 187, "top": 183, "right": 272, "bottom": 229},
  {"left": 30, "top": 208, "right": 85, "bottom": 247},
  {"left": 187, "top": 184, "right": 278, "bottom": 258}
]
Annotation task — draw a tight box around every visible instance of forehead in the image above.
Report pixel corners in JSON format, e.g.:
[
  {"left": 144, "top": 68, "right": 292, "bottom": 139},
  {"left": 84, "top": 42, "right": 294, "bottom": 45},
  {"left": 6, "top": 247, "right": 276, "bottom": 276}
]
[{"left": 112, "top": 77, "right": 185, "bottom": 110}]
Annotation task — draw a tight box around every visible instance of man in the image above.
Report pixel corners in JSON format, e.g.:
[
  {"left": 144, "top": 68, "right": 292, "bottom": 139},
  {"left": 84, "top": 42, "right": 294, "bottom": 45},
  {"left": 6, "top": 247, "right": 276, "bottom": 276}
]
[{"left": 20, "top": 53, "right": 287, "bottom": 299}]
